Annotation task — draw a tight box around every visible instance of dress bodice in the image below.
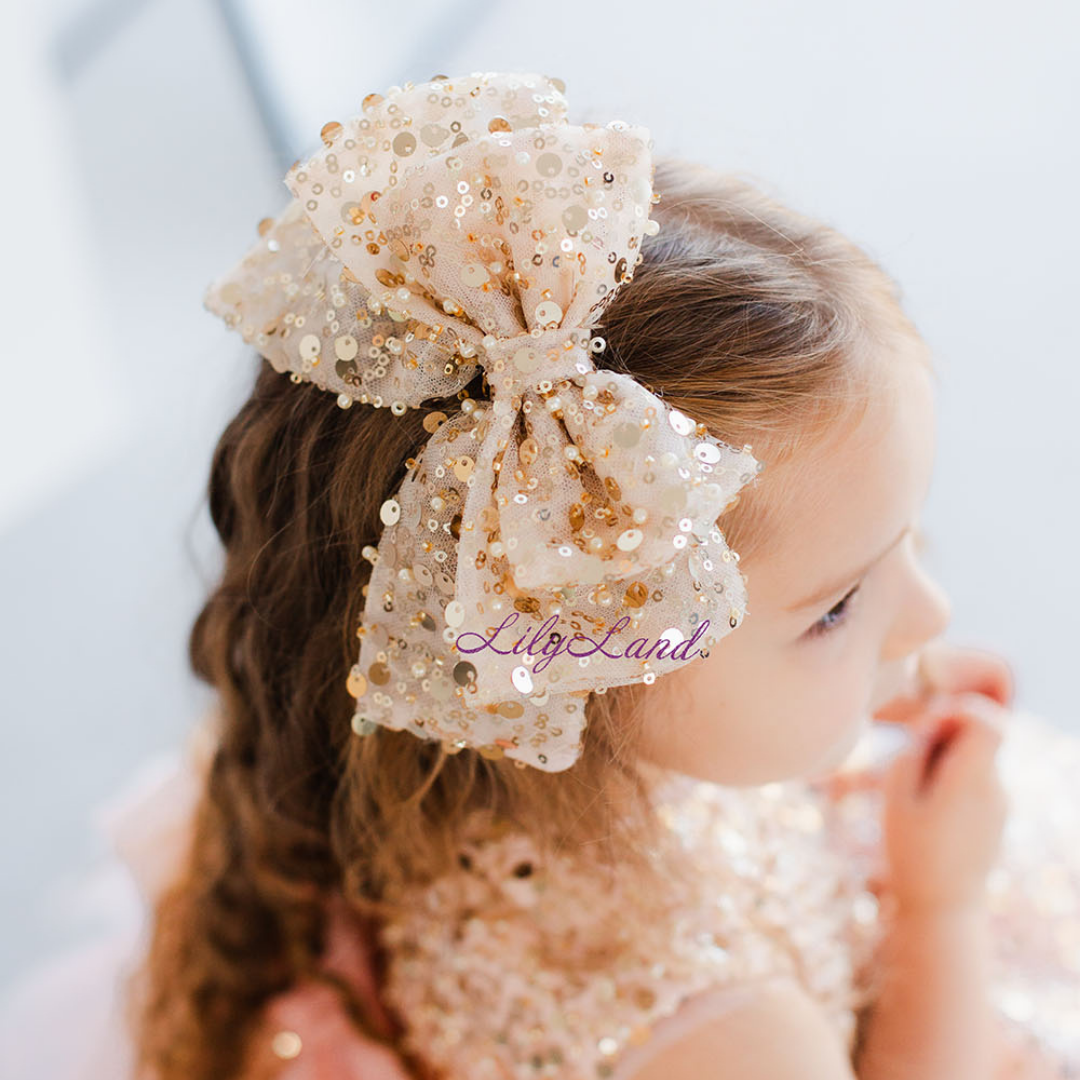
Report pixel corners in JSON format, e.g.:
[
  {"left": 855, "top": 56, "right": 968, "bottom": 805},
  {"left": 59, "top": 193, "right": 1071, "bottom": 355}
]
[
  {"left": 376, "top": 764, "right": 886, "bottom": 1079},
  {"left": 374, "top": 712, "right": 1080, "bottom": 1079}
]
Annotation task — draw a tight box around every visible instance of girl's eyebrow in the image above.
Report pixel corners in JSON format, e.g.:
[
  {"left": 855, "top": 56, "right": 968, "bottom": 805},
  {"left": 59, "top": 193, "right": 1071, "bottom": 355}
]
[{"left": 784, "top": 522, "right": 920, "bottom": 613}]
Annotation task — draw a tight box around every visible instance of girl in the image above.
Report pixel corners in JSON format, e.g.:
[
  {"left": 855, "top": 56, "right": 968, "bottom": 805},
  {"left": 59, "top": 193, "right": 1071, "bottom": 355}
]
[{"left": 4, "top": 70, "right": 1077, "bottom": 1080}]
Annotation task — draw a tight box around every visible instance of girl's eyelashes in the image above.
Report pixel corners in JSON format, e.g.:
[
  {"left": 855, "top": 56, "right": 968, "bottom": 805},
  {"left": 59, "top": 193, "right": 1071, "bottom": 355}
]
[
  {"left": 806, "top": 583, "right": 861, "bottom": 639},
  {"left": 801, "top": 522, "right": 925, "bottom": 642}
]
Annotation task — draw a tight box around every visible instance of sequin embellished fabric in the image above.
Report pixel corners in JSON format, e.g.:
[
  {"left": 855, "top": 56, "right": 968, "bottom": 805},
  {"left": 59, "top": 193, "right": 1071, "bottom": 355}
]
[
  {"left": 376, "top": 710, "right": 1080, "bottom": 1080},
  {"left": 202, "top": 71, "right": 764, "bottom": 771},
  {"left": 0, "top": 713, "right": 1076, "bottom": 1078},
  {"left": 377, "top": 763, "right": 884, "bottom": 1078}
]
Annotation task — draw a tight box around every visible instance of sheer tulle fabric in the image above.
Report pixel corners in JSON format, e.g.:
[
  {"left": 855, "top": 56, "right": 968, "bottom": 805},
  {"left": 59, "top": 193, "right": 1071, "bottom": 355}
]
[{"left": 203, "top": 72, "right": 764, "bottom": 771}]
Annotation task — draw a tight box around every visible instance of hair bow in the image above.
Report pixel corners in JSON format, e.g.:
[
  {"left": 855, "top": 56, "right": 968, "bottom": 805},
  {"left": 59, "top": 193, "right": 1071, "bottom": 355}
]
[{"left": 204, "top": 71, "right": 765, "bottom": 771}]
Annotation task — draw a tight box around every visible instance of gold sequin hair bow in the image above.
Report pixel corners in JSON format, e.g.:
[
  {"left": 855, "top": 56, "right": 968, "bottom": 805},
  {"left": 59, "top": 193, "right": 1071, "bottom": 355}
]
[{"left": 204, "top": 71, "right": 765, "bottom": 771}]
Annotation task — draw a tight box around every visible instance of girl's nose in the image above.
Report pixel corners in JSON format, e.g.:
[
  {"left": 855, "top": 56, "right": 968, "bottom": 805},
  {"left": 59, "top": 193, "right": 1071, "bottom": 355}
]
[
  {"left": 870, "top": 652, "right": 934, "bottom": 726},
  {"left": 868, "top": 653, "right": 918, "bottom": 715}
]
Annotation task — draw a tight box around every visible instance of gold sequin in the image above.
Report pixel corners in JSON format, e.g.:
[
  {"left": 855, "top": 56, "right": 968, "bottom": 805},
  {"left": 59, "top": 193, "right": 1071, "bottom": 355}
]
[
  {"left": 453, "top": 661, "right": 477, "bottom": 686},
  {"left": 346, "top": 667, "right": 368, "bottom": 698},
  {"left": 519, "top": 437, "right": 540, "bottom": 465},
  {"left": 392, "top": 131, "right": 417, "bottom": 157}
]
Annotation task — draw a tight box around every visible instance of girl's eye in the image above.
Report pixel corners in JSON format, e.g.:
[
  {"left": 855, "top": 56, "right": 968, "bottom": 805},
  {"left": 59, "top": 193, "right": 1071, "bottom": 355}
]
[{"left": 806, "top": 584, "right": 861, "bottom": 639}]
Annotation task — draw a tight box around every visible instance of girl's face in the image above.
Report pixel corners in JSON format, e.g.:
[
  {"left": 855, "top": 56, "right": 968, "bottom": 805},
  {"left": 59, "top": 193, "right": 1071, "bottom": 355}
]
[{"left": 639, "top": 358, "right": 951, "bottom": 786}]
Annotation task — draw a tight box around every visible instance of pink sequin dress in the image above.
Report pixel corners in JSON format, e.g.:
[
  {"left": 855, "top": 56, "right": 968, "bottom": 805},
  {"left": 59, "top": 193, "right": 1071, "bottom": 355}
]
[{"left": 0, "top": 710, "right": 1076, "bottom": 1080}]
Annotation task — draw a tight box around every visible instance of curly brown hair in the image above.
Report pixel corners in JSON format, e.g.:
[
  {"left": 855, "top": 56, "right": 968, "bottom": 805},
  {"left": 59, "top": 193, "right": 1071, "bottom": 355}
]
[{"left": 128, "top": 156, "right": 924, "bottom": 1079}]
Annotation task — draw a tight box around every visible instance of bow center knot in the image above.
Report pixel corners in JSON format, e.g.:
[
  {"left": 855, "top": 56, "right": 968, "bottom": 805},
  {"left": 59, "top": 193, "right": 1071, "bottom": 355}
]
[{"left": 479, "top": 325, "right": 596, "bottom": 396}]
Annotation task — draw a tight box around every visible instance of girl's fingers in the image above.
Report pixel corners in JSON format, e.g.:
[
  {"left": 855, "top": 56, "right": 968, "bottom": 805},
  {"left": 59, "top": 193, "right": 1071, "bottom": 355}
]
[
  {"left": 914, "top": 696, "right": 1005, "bottom": 792},
  {"left": 882, "top": 692, "right": 1006, "bottom": 800},
  {"left": 884, "top": 741, "right": 926, "bottom": 805},
  {"left": 917, "top": 641, "right": 1016, "bottom": 707},
  {"left": 872, "top": 690, "right": 927, "bottom": 725},
  {"left": 872, "top": 642, "right": 1016, "bottom": 729},
  {"left": 818, "top": 768, "right": 885, "bottom": 801}
]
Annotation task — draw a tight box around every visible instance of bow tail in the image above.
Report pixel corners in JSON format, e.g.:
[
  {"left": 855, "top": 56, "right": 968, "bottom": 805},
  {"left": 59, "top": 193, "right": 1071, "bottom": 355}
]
[
  {"left": 347, "top": 399, "right": 584, "bottom": 769},
  {"left": 351, "top": 410, "right": 484, "bottom": 741},
  {"left": 432, "top": 400, "right": 594, "bottom": 769}
]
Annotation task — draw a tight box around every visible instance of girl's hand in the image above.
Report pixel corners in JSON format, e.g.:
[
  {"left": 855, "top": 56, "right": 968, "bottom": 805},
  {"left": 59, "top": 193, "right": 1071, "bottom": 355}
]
[
  {"left": 818, "top": 640, "right": 1016, "bottom": 802},
  {"left": 873, "top": 639, "right": 1016, "bottom": 725},
  {"left": 881, "top": 690, "right": 1010, "bottom": 914}
]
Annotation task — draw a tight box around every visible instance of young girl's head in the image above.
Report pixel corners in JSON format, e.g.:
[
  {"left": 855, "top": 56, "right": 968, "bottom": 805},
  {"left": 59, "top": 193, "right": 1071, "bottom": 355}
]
[{"left": 135, "top": 156, "right": 949, "bottom": 1080}]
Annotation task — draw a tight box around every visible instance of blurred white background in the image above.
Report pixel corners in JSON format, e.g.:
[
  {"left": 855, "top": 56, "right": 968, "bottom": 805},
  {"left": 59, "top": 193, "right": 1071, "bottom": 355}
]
[{"left": 1, "top": 0, "right": 1077, "bottom": 995}]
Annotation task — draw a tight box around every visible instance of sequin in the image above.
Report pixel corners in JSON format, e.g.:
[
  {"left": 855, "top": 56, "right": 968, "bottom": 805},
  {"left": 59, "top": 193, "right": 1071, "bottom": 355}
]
[
  {"left": 350, "top": 715, "right": 378, "bottom": 737},
  {"left": 519, "top": 437, "right": 540, "bottom": 465},
  {"left": 460, "top": 264, "right": 489, "bottom": 288},
  {"left": 512, "top": 346, "right": 541, "bottom": 374},
  {"left": 270, "top": 1030, "right": 303, "bottom": 1060},
  {"left": 668, "top": 409, "right": 694, "bottom": 436},
  {"left": 453, "top": 661, "right": 477, "bottom": 687},
  {"left": 346, "top": 667, "right": 367, "bottom": 698},
  {"left": 299, "top": 334, "right": 321, "bottom": 361},
  {"left": 392, "top": 131, "right": 417, "bottom": 157},
  {"left": 534, "top": 300, "right": 563, "bottom": 325},
  {"left": 334, "top": 335, "right": 358, "bottom": 361}
]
